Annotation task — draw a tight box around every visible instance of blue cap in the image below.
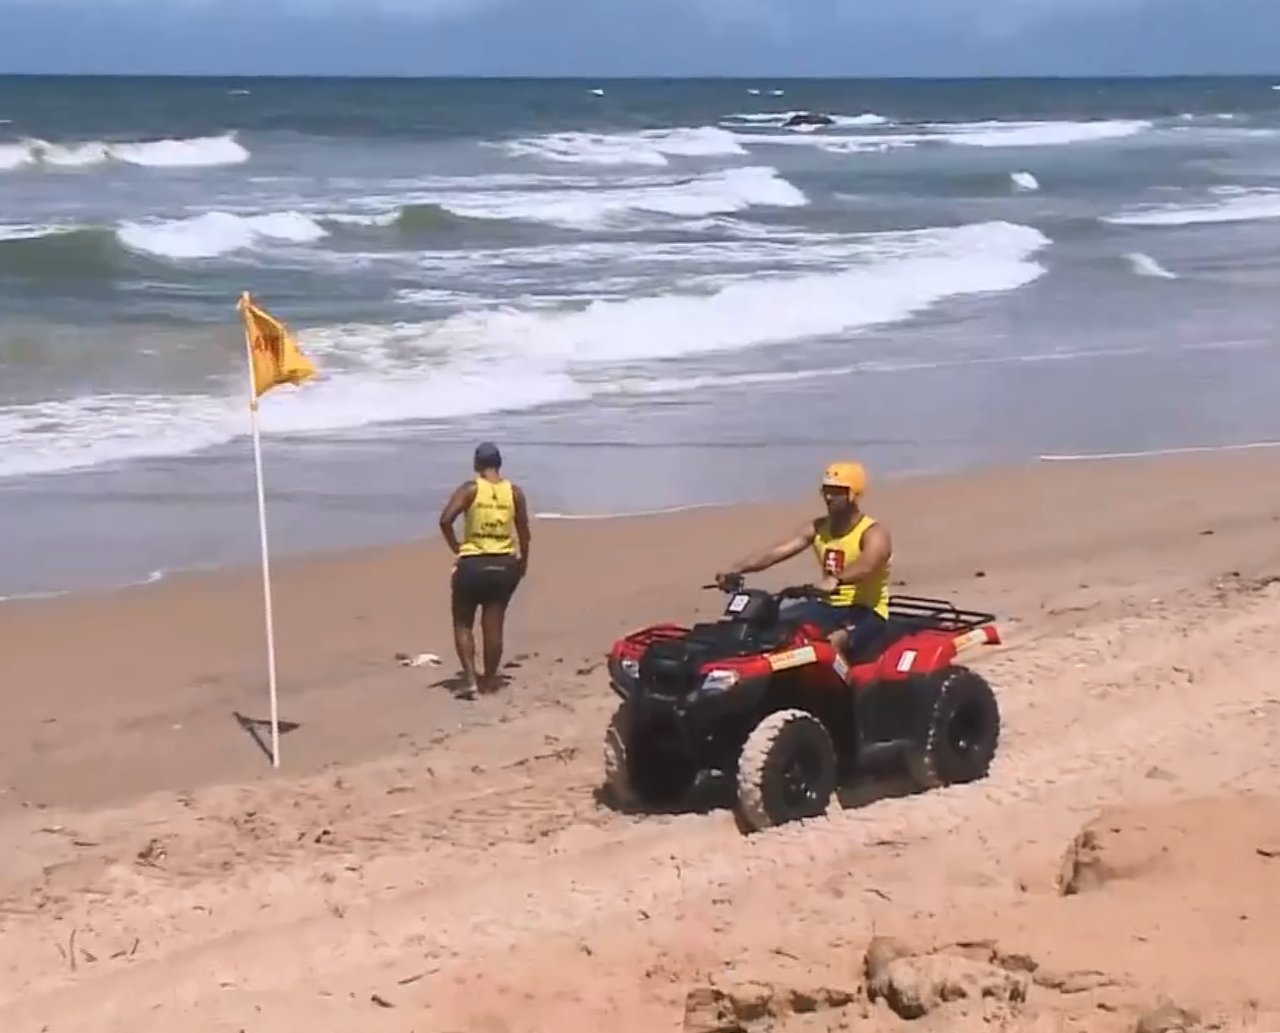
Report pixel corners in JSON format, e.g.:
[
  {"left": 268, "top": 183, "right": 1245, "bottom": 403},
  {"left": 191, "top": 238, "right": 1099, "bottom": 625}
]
[{"left": 474, "top": 441, "right": 502, "bottom": 468}]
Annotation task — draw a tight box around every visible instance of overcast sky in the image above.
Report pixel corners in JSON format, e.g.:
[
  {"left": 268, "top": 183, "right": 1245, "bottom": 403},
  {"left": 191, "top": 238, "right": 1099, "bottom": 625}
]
[{"left": 0, "top": 0, "right": 1274, "bottom": 77}]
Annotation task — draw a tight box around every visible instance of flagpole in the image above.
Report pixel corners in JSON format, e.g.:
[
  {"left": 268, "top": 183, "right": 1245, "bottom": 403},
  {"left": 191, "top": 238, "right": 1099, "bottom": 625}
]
[{"left": 239, "top": 290, "right": 281, "bottom": 769}]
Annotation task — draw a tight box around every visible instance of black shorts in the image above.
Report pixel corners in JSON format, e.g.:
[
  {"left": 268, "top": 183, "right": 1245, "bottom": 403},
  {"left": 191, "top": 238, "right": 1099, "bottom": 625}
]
[
  {"left": 451, "top": 554, "right": 522, "bottom": 609},
  {"left": 782, "top": 600, "right": 887, "bottom": 660}
]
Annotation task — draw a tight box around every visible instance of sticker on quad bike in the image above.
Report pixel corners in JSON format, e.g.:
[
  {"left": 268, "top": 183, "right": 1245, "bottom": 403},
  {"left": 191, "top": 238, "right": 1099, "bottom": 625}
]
[
  {"left": 767, "top": 645, "right": 818, "bottom": 671},
  {"left": 896, "top": 649, "right": 917, "bottom": 673},
  {"left": 727, "top": 593, "right": 751, "bottom": 614}
]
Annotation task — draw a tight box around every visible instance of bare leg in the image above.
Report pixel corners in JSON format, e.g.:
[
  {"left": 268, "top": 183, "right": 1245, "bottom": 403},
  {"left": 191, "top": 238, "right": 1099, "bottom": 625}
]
[
  {"left": 831, "top": 611, "right": 887, "bottom": 664},
  {"left": 478, "top": 600, "right": 508, "bottom": 693},
  {"left": 452, "top": 595, "right": 479, "bottom": 697},
  {"left": 827, "top": 626, "right": 850, "bottom": 659}
]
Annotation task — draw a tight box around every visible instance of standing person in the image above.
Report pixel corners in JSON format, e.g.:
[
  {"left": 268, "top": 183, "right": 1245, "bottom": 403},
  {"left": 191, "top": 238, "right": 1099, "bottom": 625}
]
[{"left": 438, "top": 442, "right": 531, "bottom": 697}]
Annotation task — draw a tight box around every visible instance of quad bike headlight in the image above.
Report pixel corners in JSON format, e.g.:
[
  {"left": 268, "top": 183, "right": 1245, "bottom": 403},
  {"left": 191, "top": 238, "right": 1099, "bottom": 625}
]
[
  {"left": 700, "top": 669, "right": 740, "bottom": 694},
  {"left": 619, "top": 657, "right": 640, "bottom": 680}
]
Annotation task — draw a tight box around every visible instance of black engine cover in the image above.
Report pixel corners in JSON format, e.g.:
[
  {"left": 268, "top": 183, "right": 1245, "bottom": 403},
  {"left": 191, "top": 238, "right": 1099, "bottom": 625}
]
[
  {"left": 638, "top": 638, "right": 700, "bottom": 698},
  {"left": 636, "top": 618, "right": 797, "bottom": 700}
]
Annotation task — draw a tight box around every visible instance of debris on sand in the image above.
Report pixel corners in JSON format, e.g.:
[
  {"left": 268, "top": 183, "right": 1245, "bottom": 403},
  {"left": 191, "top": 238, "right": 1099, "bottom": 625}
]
[
  {"left": 682, "top": 979, "right": 857, "bottom": 1032},
  {"left": 395, "top": 651, "right": 442, "bottom": 668},
  {"left": 1134, "top": 996, "right": 1202, "bottom": 1033},
  {"left": 683, "top": 935, "right": 1127, "bottom": 1030},
  {"left": 864, "top": 936, "right": 1029, "bottom": 1021}
]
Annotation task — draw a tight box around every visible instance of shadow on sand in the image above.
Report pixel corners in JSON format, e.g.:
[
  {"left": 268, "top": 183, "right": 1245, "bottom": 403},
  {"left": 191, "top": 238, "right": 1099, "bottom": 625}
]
[
  {"left": 430, "top": 667, "right": 519, "bottom": 699},
  {"left": 232, "top": 710, "right": 302, "bottom": 762},
  {"left": 594, "top": 763, "right": 928, "bottom": 831}
]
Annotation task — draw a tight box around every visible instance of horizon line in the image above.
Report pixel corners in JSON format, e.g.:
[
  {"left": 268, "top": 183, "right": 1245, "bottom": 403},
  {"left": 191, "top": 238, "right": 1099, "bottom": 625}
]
[{"left": 1, "top": 71, "right": 1278, "bottom": 81}]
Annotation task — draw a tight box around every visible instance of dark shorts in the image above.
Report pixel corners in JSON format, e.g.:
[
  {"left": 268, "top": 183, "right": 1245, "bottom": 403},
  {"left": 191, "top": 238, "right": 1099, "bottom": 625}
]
[
  {"left": 781, "top": 600, "right": 887, "bottom": 660},
  {"left": 451, "top": 554, "right": 522, "bottom": 609}
]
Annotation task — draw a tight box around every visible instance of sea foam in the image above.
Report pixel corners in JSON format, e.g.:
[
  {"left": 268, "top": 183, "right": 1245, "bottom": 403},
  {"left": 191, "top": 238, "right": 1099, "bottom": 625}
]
[
  {"left": 0, "top": 133, "right": 249, "bottom": 171},
  {"left": 118, "top": 211, "right": 327, "bottom": 259},
  {"left": 1126, "top": 252, "right": 1178, "bottom": 279},
  {"left": 0, "top": 220, "right": 1050, "bottom": 478},
  {"left": 435, "top": 165, "right": 807, "bottom": 228},
  {"left": 504, "top": 126, "right": 745, "bottom": 166},
  {"left": 1104, "top": 189, "right": 1280, "bottom": 227}
]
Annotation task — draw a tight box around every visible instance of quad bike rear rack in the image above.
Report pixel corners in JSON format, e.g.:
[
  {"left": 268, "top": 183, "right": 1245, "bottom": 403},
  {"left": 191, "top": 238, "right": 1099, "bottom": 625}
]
[{"left": 887, "top": 594, "right": 997, "bottom": 635}]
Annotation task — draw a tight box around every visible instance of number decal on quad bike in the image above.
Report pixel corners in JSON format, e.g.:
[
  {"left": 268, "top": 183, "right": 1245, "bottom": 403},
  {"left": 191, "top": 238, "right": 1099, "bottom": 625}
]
[
  {"left": 727, "top": 593, "right": 750, "bottom": 614},
  {"left": 767, "top": 645, "right": 818, "bottom": 671}
]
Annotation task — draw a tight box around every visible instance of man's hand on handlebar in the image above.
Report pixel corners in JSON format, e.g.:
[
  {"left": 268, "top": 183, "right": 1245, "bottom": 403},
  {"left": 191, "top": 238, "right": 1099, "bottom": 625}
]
[{"left": 713, "top": 571, "right": 743, "bottom": 592}]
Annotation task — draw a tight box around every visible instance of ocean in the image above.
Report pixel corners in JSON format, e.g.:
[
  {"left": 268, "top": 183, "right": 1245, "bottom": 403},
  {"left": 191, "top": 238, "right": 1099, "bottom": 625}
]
[{"left": 3, "top": 75, "right": 1280, "bottom": 598}]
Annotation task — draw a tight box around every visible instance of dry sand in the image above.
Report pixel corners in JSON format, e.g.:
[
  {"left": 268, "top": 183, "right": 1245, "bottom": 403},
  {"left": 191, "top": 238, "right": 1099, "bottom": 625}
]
[{"left": 2, "top": 451, "right": 1280, "bottom": 1032}]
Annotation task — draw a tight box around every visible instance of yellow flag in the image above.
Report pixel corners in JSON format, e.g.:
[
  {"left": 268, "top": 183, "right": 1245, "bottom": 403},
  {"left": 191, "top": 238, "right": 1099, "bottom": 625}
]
[{"left": 237, "top": 292, "right": 317, "bottom": 400}]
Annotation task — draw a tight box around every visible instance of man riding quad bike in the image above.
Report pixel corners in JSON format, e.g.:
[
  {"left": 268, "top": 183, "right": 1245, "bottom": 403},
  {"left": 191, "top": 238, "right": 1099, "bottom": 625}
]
[
  {"left": 716, "top": 460, "right": 892, "bottom": 658},
  {"left": 602, "top": 461, "right": 1003, "bottom": 833}
]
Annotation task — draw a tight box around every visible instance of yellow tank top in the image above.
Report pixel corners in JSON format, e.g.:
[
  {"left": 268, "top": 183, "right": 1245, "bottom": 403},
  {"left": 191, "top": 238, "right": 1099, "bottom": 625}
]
[
  {"left": 812, "top": 513, "right": 890, "bottom": 617},
  {"left": 458, "top": 477, "right": 517, "bottom": 557}
]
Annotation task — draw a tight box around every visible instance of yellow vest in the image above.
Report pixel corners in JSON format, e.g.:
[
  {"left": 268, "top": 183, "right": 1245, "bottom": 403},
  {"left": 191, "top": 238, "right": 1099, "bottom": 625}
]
[
  {"left": 458, "top": 477, "right": 517, "bottom": 557},
  {"left": 812, "top": 513, "right": 890, "bottom": 617}
]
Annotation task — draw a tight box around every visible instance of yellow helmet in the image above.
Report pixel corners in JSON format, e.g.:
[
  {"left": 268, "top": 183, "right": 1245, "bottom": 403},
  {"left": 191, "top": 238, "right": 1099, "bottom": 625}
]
[{"left": 821, "top": 460, "right": 867, "bottom": 496}]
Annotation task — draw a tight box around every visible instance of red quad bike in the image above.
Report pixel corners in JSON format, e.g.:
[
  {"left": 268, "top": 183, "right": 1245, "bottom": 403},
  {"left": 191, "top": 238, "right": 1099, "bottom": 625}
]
[{"left": 603, "top": 575, "right": 1003, "bottom": 833}]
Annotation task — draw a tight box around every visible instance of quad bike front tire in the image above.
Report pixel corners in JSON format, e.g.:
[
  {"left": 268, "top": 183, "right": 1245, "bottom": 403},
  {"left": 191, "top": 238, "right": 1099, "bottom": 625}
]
[
  {"left": 904, "top": 665, "right": 1000, "bottom": 790},
  {"left": 602, "top": 700, "right": 698, "bottom": 812},
  {"left": 736, "top": 708, "right": 838, "bottom": 833}
]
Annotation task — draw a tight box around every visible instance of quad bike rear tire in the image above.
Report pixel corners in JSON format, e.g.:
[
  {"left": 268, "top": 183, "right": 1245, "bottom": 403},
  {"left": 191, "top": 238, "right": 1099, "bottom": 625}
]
[
  {"left": 904, "top": 665, "right": 1000, "bottom": 790},
  {"left": 602, "top": 701, "right": 698, "bottom": 811},
  {"left": 736, "top": 708, "right": 838, "bottom": 833}
]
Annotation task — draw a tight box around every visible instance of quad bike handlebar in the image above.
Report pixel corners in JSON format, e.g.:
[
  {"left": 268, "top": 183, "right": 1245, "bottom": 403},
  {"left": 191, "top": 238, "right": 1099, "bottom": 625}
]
[
  {"left": 702, "top": 575, "right": 833, "bottom": 601},
  {"left": 775, "top": 584, "right": 833, "bottom": 601},
  {"left": 703, "top": 578, "right": 996, "bottom": 632}
]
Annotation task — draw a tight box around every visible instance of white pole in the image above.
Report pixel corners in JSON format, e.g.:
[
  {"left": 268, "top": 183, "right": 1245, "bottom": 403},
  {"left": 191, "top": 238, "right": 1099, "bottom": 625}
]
[{"left": 241, "top": 292, "right": 281, "bottom": 768}]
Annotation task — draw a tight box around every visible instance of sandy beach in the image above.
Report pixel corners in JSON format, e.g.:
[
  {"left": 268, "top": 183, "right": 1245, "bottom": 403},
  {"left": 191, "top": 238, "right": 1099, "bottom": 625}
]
[{"left": 3, "top": 449, "right": 1280, "bottom": 1032}]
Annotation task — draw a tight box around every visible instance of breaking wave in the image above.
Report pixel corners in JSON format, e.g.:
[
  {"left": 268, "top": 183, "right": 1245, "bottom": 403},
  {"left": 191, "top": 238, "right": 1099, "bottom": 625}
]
[
  {"left": 0, "top": 220, "right": 1051, "bottom": 477},
  {"left": 1104, "top": 189, "right": 1280, "bottom": 227},
  {"left": 304, "top": 167, "right": 807, "bottom": 233},
  {"left": 435, "top": 165, "right": 806, "bottom": 228},
  {"left": 118, "top": 211, "right": 327, "bottom": 260},
  {"left": 0, "top": 167, "right": 808, "bottom": 270},
  {"left": 927, "top": 118, "right": 1152, "bottom": 148},
  {"left": 0, "top": 133, "right": 249, "bottom": 171},
  {"left": 732, "top": 117, "right": 1153, "bottom": 155},
  {"left": 503, "top": 126, "right": 745, "bottom": 166}
]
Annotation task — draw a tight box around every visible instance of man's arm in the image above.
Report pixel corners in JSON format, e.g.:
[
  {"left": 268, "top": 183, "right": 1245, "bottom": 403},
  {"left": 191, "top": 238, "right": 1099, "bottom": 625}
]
[
  {"left": 512, "top": 483, "right": 531, "bottom": 571},
  {"left": 829, "top": 523, "right": 892, "bottom": 587},
  {"left": 438, "top": 481, "right": 477, "bottom": 555},
  {"left": 722, "top": 521, "right": 817, "bottom": 579}
]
